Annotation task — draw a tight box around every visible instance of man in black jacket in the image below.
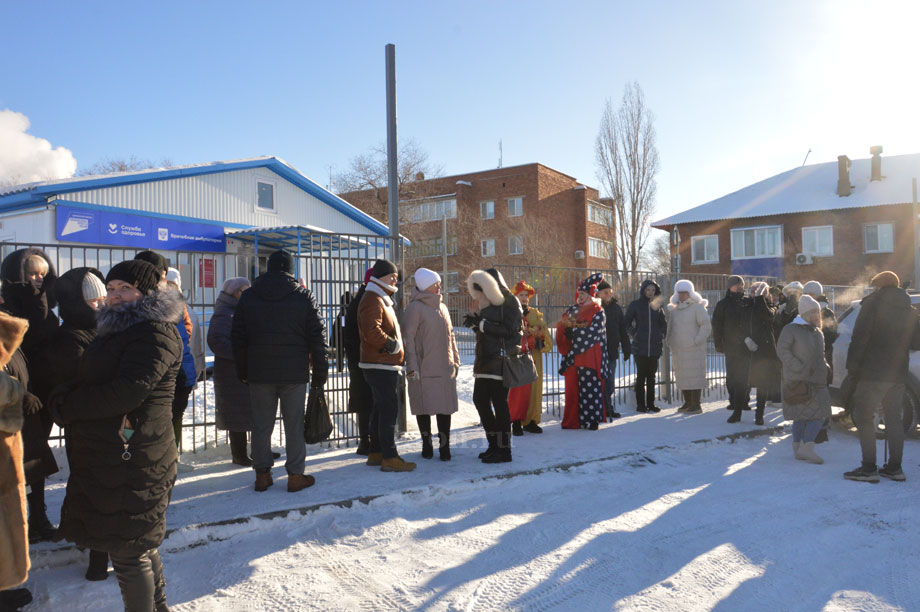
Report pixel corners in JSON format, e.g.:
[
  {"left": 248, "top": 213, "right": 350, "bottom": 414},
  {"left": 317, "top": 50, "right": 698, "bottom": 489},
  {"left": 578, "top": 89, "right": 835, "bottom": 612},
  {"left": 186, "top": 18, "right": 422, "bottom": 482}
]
[
  {"left": 598, "top": 279, "right": 630, "bottom": 419},
  {"left": 232, "top": 250, "right": 329, "bottom": 493},
  {"left": 712, "top": 275, "right": 753, "bottom": 422},
  {"left": 844, "top": 271, "right": 915, "bottom": 483}
]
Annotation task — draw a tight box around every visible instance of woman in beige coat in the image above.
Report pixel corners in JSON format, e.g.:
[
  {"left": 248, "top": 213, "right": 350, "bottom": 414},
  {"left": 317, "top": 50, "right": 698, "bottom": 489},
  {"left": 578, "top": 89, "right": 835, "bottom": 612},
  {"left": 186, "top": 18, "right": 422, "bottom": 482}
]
[
  {"left": 402, "top": 268, "right": 460, "bottom": 461},
  {"left": 666, "top": 279, "right": 711, "bottom": 414}
]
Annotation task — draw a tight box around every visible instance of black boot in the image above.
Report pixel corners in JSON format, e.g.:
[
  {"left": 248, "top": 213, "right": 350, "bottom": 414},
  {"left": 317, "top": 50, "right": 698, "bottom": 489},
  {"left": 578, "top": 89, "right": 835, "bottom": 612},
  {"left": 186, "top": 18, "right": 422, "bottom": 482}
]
[
  {"left": 512, "top": 420, "right": 524, "bottom": 436},
  {"left": 356, "top": 407, "right": 371, "bottom": 455},
  {"left": 27, "top": 482, "right": 58, "bottom": 543},
  {"left": 85, "top": 549, "right": 110, "bottom": 581},
  {"left": 685, "top": 389, "right": 703, "bottom": 414},
  {"left": 229, "top": 431, "right": 252, "bottom": 466},
  {"left": 438, "top": 432, "right": 451, "bottom": 461},
  {"left": 646, "top": 383, "right": 660, "bottom": 413},
  {"left": 678, "top": 390, "right": 691, "bottom": 412},
  {"left": 727, "top": 409, "right": 742, "bottom": 424},
  {"left": 635, "top": 385, "right": 648, "bottom": 412},
  {"left": 754, "top": 405, "right": 765, "bottom": 426},
  {"left": 0, "top": 588, "right": 32, "bottom": 609},
  {"left": 421, "top": 433, "right": 434, "bottom": 459},
  {"left": 482, "top": 432, "right": 512, "bottom": 463},
  {"left": 478, "top": 432, "right": 497, "bottom": 458}
]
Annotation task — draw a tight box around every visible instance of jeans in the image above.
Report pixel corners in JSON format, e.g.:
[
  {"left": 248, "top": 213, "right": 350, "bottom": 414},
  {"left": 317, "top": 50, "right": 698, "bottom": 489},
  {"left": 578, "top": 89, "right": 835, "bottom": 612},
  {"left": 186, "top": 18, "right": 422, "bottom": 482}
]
[
  {"left": 473, "top": 378, "right": 511, "bottom": 439},
  {"left": 634, "top": 355, "right": 659, "bottom": 407},
  {"left": 110, "top": 548, "right": 167, "bottom": 612},
  {"left": 852, "top": 381, "right": 905, "bottom": 469},
  {"left": 249, "top": 382, "right": 307, "bottom": 474},
  {"left": 363, "top": 369, "right": 401, "bottom": 459},
  {"left": 791, "top": 419, "right": 824, "bottom": 443}
]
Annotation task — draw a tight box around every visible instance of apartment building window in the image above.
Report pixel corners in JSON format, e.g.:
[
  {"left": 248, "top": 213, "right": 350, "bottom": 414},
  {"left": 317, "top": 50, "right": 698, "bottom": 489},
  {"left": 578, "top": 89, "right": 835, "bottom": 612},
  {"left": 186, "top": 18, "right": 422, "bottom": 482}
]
[
  {"left": 406, "top": 236, "right": 457, "bottom": 258},
  {"left": 588, "top": 237, "right": 613, "bottom": 259},
  {"left": 691, "top": 235, "right": 718, "bottom": 264},
  {"left": 802, "top": 226, "right": 834, "bottom": 256},
  {"left": 507, "top": 197, "right": 523, "bottom": 217},
  {"left": 587, "top": 201, "right": 614, "bottom": 227},
  {"left": 256, "top": 179, "right": 276, "bottom": 211},
  {"left": 404, "top": 199, "right": 457, "bottom": 224},
  {"left": 444, "top": 272, "right": 459, "bottom": 293},
  {"left": 864, "top": 222, "right": 894, "bottom": 253},
  {"left": 730, "top": 225, "right": 782, "bottom": 259},
  {"left": 509, "top": 235, "right": 524, "bottom": 255},
  {"left": 480, "top": 201, "right": 495, "bottom": 219},
  {"left": 481, "top": 239, "right": 496, "bottom": 257}
]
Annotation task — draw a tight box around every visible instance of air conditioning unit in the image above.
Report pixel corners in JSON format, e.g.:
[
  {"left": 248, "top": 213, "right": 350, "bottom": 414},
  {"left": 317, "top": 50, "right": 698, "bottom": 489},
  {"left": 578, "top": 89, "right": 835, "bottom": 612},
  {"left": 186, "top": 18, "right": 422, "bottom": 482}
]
[
  {"left": 795, "top": 253, "right": 814, "bottom": 265},
  {"left": 574, "top": 250, "right": 586, "bottom": 259}
]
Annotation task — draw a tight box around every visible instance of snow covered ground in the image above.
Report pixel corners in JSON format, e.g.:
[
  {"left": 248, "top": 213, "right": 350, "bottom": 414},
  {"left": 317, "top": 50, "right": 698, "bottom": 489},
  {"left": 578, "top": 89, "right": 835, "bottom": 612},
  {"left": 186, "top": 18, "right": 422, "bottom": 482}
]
[{"left": 25, "top": 366, "right": 920, "bottom": 612}]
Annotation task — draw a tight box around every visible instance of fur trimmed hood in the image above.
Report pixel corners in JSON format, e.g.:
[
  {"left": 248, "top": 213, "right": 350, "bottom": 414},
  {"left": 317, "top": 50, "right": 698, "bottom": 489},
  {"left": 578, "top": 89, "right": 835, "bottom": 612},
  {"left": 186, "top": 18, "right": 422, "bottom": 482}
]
[
  {"left": 96, "top": 288, "right": 184, "bottom": 338},
  {"left": 467, "top": 269, "right": 507, "bottom": 307},
  {"left": 0, "top": 311, "right": 27, "bottom": 369}
]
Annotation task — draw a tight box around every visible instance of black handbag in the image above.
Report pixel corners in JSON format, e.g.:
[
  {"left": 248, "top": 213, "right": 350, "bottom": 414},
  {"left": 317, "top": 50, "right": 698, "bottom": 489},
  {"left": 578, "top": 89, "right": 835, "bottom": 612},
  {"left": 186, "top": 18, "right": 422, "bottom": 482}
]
[{"left": 304, "top": 387, "right": 334, "bottom": 444}]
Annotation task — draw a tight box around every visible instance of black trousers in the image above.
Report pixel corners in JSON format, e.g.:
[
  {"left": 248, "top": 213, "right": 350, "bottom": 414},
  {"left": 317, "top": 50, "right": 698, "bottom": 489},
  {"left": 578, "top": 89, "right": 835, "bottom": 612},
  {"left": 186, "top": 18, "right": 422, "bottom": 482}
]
[
  {"left": 110, "top": 548, "right": 167, "bottom": 612},
  {"left": 725, "top": 352, "right": 751, "bottom": 411},
  {"left": 473, "top": 378, "right": 511, "bottom": 443},
  {"left": 363, "top": 369, "right": 400, "bottom": 459},
  {"left": 634, "top": 355, "right": 660, "bottom": 408},
  {"left": 416, "top": 414, "right": 451, "bottom": 435}
]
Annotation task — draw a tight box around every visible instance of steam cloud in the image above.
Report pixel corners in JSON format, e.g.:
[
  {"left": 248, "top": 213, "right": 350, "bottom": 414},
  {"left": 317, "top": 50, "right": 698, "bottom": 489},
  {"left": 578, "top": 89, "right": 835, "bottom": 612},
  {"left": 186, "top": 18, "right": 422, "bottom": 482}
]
[{"left": 0, "top": 109, "right": 77, "bottom": 186}]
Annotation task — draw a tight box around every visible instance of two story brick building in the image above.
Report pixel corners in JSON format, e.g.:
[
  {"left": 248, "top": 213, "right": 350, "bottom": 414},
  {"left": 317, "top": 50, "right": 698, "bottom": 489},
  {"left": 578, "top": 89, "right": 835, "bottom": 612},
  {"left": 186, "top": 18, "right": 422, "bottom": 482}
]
[
  {"left": 340, "top": 163, "right": 616, "bottom": 291},
  {"left": 652, "top": 150, "right": 920, "bottom": 287}
]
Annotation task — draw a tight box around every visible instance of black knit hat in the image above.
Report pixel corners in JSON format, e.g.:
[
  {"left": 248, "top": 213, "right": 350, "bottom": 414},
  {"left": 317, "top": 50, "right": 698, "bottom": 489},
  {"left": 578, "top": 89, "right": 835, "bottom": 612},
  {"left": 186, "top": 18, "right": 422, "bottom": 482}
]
[
  {"left": 268, "top": 250, "right": 294, "bottom": 273},
  {"left": 371, "top": 259, "right": 398, "bottom": 279},
  {"left": 134, "top": 250, "right": 169, "bottom": 275},
  {"left": 596, "top": 280, "right": 612, "bottom": 291},
  {"left": 727, "top": 275, "right": 744, "bottom": 289},
  {"left": 106, "top": 260, "right": 161, "bottom": 294}
]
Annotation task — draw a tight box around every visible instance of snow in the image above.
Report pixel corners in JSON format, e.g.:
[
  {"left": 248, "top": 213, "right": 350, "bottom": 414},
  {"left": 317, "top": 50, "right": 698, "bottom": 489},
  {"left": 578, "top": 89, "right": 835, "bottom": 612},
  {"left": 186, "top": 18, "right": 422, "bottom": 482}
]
[
  {"left": 23, "top": 366, "right": 920, "bottom": 612},
  {"left": 651, "top": 153, "right": 920, "bottom": 228}
]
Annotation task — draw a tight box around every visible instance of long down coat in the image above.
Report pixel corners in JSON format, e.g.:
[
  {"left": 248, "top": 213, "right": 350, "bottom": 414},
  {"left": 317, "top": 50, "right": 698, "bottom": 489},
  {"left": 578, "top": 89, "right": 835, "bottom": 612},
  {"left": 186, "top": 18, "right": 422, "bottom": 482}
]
[
  {"left": 666, "top": 295, "right": 711, "bottom": 391},
  {"left": 207, "top": 291, "right": 253, "bottom": 432},
  {"left": 776, "top": 320, "right": 831, "bottom": 422},
  {"left": 50, "top": 289, "right": 183, "bottom": 556},
  {"left": 401, "top": 287, "right": 460, "bottom": 416}
]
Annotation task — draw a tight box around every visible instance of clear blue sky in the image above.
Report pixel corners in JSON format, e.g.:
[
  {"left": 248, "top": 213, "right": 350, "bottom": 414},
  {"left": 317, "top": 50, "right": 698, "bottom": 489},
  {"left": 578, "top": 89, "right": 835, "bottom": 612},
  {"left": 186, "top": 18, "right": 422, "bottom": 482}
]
[{"left": 2, "top": 0, "right": 917, "bottom": 228}]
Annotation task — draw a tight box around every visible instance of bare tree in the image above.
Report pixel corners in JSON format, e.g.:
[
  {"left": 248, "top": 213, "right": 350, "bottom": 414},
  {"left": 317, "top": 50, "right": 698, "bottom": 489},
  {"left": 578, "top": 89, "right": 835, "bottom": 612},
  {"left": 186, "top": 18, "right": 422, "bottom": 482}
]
[
  {"left": 334, "top": 138, "right": 443, "bottom": 201},
  {"left": 638, "top": 232, "right": 672, "bottom": 274},
  {"left": 77, "top": 156, "right": 174, "bottom": 177},
  {"left": 595, "top": 81, "right": 660, "bottom": 272}
]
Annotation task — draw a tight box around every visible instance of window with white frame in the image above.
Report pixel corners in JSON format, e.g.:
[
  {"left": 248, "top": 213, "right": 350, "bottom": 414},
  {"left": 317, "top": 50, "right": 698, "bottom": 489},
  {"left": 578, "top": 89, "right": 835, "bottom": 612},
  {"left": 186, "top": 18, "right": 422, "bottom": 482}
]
[
  {"left": 587, "top": 202, "right": 614, "bottom": 227},
  {"left": 256, "top": 179, "right": 276, "bottom": 211},
  {"left": 802, "top": 226, "right": 834, "bottom": 256},
  {"left": 406, "top": 236, "right": 457, "bottom": 258},
  {"left": 864, "top": 222, "right": 894, "bottom": 253},
  {"left": 480, "top": 201, "right": 495, "bottom": 220},
  {"left": 509, "top": 235, "right": 524, "bottom": 255},
  {"left": 507, "top": 197, "right": 523, "bottom": 217},
  {"left": 730, "top": 225, "right": 782, "bottom": 259},
  {"left": 404, "top": 199, "right": 457, "bottom": 224},
  {"left": 691, "top": 235, "right": 718, "bottom": 264},
  {"left": 481, "top": 238, "right": 495, "bottom": 257},
  {"left": 588, "top": 237, "right": 614, "bottom": 259},
  {"left": 444, "top": 272, "right": 459, "bottom": 293}
]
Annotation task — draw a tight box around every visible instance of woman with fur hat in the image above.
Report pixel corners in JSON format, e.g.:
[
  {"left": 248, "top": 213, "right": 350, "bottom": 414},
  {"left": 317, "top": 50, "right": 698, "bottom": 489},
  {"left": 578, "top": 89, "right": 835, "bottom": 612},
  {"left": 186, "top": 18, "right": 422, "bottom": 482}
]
[
  {"left": 508, "top": 280, "right": 552, "bottom": 435},
  {"left": 666, "top": 280, "right": 710, "bottom": 415},
  {"left": 746, "top": 282, "right": 780, "bottom": 425},
  {"left": 624, "top": 279, "right": 668, "bottom": 413},
  {"left": 401, "top": 268, "right": 460, "bottom": 461},
  {"left": 464, "top": 268, "right": 523, "bottom": 461},
  {"left": 557, "top": 273, "right": 610, "bottom": 430},
  {"left": 776, "top": 294, "right": 831, "bottom": 464},
  {"left": 48, "top": 259, "right": 184, "bottom": 611}
]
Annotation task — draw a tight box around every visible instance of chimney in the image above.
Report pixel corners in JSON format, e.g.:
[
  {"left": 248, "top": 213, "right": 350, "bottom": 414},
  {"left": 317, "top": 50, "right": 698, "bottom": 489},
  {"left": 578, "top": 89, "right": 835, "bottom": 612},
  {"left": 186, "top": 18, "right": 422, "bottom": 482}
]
[
  {"left": 870, "top": 145, "right": 883, "bottom": 181},
  {"left": 837, "top": 155, "right": 851, "bottom": 197}
]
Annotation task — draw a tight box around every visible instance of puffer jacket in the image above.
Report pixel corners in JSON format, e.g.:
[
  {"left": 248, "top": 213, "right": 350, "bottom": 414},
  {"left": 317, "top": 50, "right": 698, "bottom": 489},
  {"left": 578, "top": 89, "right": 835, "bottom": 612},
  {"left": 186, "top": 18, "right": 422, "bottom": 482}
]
[
  {"left": 624, "top": 280, "right": 667, "bottom": 358},
  {"left": 467, "top": 269, "right": 523, "bottom": 379},
  {"left": 50, "top": 289, "right": 184, "bottom": 556}
]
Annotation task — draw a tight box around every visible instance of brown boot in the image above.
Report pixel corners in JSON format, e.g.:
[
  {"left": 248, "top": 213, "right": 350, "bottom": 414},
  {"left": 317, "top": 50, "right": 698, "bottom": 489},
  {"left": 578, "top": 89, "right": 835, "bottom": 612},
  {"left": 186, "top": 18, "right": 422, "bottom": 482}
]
[
  {"left": 380, "top": 456, "right": 417, "bottom": 472},
  {"left": 254, "top": 472, "right": 273, "bottom": 492},
  {"left": 367, "top": 452, "right": 383, "bottom": 466},
  {"left": 287, "top": 473, "right": 316, "bottom": 492}
]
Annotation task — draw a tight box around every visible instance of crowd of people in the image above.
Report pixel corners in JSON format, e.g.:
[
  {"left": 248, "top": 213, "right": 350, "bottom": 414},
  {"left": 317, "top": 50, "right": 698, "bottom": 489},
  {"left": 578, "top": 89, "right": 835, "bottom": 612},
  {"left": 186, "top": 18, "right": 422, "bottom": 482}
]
[{"left": 0, "top": 248, "right": 916, "bottom": 611}]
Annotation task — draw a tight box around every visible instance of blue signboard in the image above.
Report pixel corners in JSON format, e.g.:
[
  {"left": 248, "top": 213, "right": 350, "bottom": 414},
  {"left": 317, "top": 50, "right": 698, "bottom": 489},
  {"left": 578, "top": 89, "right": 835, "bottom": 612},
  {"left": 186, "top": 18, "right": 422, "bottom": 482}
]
[{"left": 56, "top": 204, "right": 226, "bottom": 252}]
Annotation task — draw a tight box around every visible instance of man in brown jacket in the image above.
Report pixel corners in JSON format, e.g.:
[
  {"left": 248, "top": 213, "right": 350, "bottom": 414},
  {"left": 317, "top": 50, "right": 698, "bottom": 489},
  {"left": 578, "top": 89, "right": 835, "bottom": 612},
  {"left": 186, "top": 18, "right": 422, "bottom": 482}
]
[{"left": 358, "top": 259, "right": 416, "bottom": 472}]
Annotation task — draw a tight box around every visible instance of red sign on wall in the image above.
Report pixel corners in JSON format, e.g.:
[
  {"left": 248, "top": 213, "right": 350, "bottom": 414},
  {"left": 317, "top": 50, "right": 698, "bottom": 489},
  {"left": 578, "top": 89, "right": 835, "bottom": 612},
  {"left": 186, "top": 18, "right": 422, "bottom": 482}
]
[{"left": 199, "top": 259, "right": 216, "bottom": 288}]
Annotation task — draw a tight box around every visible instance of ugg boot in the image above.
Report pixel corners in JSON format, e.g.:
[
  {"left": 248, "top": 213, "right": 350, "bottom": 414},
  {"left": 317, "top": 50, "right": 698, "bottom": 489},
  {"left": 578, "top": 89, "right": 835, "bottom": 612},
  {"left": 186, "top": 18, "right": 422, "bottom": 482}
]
[
  {"left": 381, "top": 456, "right": 417, "bottom": 472},
  {"left": 420, "top": 433, "right": 434, "bottom": 459},
  {"left": 229, "top": 431, "right": 252, "bottom": 466},
  {"left": 678, "top": 390, "right": 691, "bottom": 412},
  {"left": 798, "top": 442, "right": 824, "bottom": 464},
  {"left": 438, "top": 432, "right": 451, "bottom": 461}
]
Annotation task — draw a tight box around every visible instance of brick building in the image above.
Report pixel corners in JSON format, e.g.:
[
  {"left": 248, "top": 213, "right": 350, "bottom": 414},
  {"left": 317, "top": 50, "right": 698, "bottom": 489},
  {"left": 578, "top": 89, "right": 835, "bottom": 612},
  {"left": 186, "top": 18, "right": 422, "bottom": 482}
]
[
  {"left": 339, "top": 163, "right": 616, "bottom": 291},
  {"left": 651, "top": 150, "right": 920, "bottom": 287}
]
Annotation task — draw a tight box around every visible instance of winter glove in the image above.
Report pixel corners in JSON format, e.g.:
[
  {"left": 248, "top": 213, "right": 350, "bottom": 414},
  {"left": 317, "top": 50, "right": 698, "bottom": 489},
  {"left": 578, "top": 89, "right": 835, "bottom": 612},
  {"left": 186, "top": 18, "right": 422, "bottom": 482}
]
[
  {"left": 22, "top": 392, "right": 42, "bottom": 415},
  {"left": 310, "top": 368, "right": 328, "bottom": 389},
  {"left": 744, "top": 337, "right": 759, "bottom": 352},
  {"left": 381, "top": 337, "right": 400, "bottom": 355},
  {"left": 462, "top": 313, "right": 482, "bottom": 329}
]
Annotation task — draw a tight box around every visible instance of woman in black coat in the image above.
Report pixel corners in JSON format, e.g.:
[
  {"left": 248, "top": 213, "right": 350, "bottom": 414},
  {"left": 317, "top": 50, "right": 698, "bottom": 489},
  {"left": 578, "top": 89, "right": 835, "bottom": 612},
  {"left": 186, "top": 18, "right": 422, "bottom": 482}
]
[
  {"left": 49, "top": 260, "right": 183, "bottom": 612},
  {"left": 747, "top": 283, "right": 779, "bottom": 425},
  {"left": 207, "top": 277, "right": 254, "bottom": 466}
]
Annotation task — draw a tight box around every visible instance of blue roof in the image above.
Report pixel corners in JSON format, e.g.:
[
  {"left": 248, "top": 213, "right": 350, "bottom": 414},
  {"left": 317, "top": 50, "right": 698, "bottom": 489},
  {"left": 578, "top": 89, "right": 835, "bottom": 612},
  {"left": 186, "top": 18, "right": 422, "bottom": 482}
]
[{"left": 0, "top": 156, "right": 391, "bottom": 237}]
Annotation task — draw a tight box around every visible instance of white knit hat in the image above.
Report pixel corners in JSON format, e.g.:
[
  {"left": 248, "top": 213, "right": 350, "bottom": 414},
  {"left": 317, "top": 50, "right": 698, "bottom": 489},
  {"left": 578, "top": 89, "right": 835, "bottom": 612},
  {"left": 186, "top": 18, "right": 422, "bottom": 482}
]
[
  {"left": 798, "top": 294, "right": 820, "bottom": 315},
  {"left": 166, "top": 267, "right": 182, "bottom": 287},
  {"left": 414, "top": 267, "right": 441, "bottom": 290},
  {"left": 783, "top": 281, "right": 804, "bottom": 296},
  {"left": 802, "top": 280, "right": 823, "bottom": 297},
  {"left": 81, "top": 272, "right": 106, "bottom": 301}
]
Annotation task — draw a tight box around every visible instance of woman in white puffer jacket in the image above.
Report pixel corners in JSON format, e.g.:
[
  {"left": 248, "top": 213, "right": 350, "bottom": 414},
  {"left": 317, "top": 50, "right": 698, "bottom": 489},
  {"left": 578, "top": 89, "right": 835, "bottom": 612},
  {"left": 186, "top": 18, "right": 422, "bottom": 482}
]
[{"left": 666, "top": 279, "right": 711, "bottom": 414}]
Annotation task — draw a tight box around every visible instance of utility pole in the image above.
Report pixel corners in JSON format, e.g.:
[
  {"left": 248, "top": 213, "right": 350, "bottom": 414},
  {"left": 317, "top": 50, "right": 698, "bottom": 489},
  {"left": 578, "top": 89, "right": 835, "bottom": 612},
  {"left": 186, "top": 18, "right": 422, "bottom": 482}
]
[{"left": 913, "top": 178, "right": 919, "bottom": 289}]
